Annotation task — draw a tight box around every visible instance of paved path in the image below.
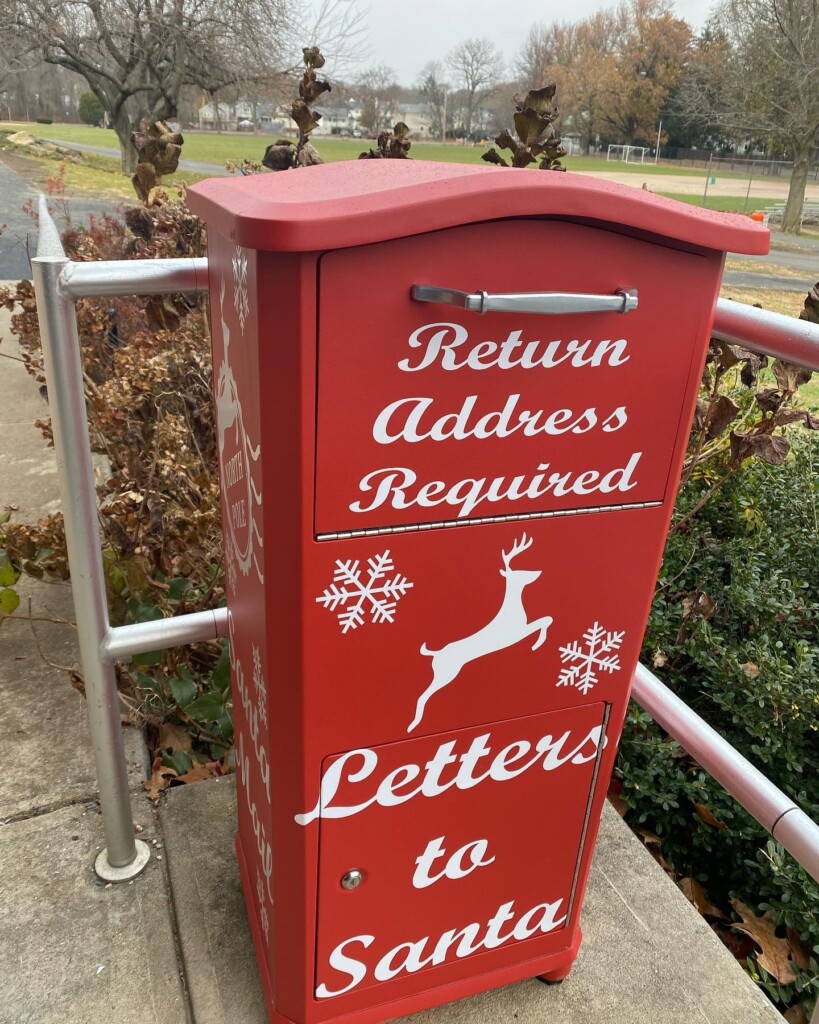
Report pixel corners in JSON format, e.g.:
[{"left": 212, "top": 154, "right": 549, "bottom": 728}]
[
  {"left": 0, "top": 159, "right": 120, "bottom": 279},
  {"left": 723, "top": 232, "right": 819, "bottom": 292},
  {"left": 41, "top": 137, "right": 233, "bottom": 177}
]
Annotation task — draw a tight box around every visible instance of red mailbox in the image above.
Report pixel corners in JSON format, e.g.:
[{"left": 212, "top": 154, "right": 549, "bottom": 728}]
[{"left": 188, "top": 163, "right": 767, "bottom": 1024}]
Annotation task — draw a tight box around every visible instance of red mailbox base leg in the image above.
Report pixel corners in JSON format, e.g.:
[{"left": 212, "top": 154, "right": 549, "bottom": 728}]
[
  {"left": 537, "top": 937, "right": 581, "bottom": 985},
  {"left": 268, "top": 1012, "right": 297, "bottom": 1024}
]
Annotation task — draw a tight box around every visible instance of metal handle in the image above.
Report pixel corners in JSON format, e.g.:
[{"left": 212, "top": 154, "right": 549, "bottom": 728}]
[{"left": 412, "top": 285, "right": 638, "bottom": 316}]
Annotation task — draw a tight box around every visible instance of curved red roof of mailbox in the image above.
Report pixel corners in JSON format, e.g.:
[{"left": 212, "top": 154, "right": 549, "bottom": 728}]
[{"left": 187, "top": 160, "right": 769, "bottom": 255}]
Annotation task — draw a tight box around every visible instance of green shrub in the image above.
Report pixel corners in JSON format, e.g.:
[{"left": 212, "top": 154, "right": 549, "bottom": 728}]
[
  {"left": 78, "top": 93, "right": 104, "bottom": 126},
  {"left": 619, "top": 431, "right": 819, "bottom": 1015}
]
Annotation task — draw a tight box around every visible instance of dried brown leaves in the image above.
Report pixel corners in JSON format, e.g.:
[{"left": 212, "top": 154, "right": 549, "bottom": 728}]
[
  {"left": 131, "top": 120, "right": 184, "bottom": 203},
  {"left": 482, "top": 85, "right": 566, "bottom": 170},
  {"left": 262, "top": 47, "right": 329, "bottom": 172},
  {"left": 358, "top": 122, "right": 412, "bottom": 160}
]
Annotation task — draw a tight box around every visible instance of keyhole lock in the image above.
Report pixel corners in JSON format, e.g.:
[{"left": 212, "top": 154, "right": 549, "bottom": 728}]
[{"left": 341, "top": 869, "right": 364, "bottom": 891}]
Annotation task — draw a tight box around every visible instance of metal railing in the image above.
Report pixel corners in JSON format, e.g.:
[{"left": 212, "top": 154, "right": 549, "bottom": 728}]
[
  {"left": 30, "top": 197, "right": 819, "bottom": 891},
  {"left": 31, "top": 200, "right": 221, "bottom": 881}
]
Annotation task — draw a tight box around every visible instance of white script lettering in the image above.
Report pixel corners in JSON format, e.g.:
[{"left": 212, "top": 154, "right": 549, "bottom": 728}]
[
  {"left": 315, "top": 896, "right": 566, "bottom": 998},
  {"left": 372, "top": 395, "right": 628, "bottom": 445},
  {"left": 350, "top": 454, "right": 642, "bottom": 519},
  {"left": 398, "top": 322, "right": 630, "bottom": 373},
  {"left": 295, "top": 725, "right": 604, "bottom": 826},
  {"left": 315, "top": 936, "right": 374, "bottom": 998},
  {"left": 412, "top": 836, "right": 496, "bottom": 889}
]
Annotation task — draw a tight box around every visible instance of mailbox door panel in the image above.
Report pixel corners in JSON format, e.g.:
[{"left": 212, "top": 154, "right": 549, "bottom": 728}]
[
  {"left": 315, "top": 219, "right": 720, "bottom": 535},
  {"left": 312, "top": 703, "right": 605, "bottom": 1011}
]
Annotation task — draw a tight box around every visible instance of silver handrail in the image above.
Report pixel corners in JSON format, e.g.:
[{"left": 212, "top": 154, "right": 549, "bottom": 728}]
[
  {"left": 60, "top": 256, "right": 208, "bottom": 298},
  {"left": 714, "top": 295, "right": 819, "bottom": 371},
  {"left": 31, "top": 201, "right": 218, "bottom": 882},
  {"left": 632, "top": 666, "right": 819, "bottom": 881}
]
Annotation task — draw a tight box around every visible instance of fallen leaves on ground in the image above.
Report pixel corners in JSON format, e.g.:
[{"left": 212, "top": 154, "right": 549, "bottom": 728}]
[
  {"left": 786, "top": 927, "right": 811, "bottom": 971},
  {"left": 634, "top": 828, "right": 674, "bottom": 873},
  {"left": 157, "top": 721, "right": 193, "bottom": 753},
  {"left": 144, "top": 752, "right": 221, "bottom": 799},
  {"left": 177, "top": 762, "right": 221, "bottom": 785},
  {"left": 694, "top": 802, "right": 729, "bottom": 830},
  {"left": 731, "top": 899, "right": 798, "bottom": 984},
  {"left": 144, "top": 756, "right": 177, "bottom": 800},
  {"left": 680, "top": 878, "right": 727, "bottom": 919},
  {"left": 784, "top": 1004, "right": 809, "bottom": 1024}
]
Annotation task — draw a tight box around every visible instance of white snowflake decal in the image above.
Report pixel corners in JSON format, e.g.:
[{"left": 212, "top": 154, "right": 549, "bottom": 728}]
[
  {"left": 256, "top": 869, "right": 270, "bottom": 942},
  {"left": 252, "top": 644, "right": 267, "bottom": 728},
  {"left": 232, "top": 246, "right": 250, "bottom": 334},
  {"left": 224, "top": 542, "right": 237, "bottom": 594},
  {"left": 316, "top": 550, "right": 414, "bottom": 633},
  {"left": 557, "top": 622, "right": 625, "bottom": 696}
]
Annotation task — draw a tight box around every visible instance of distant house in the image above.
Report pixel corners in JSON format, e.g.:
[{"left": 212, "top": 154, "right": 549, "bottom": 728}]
[
  {"left": 198, "top": 99, "right": 287, "bottom": 133},
  {"left": 198, "top": 96, "right": 366, "bottom": 137},
  {"left": 396, "top": 103, "right": 433, "bottom": 138},
  {"left": 311, "top": 100, "right": 362, "bottom": 136}
]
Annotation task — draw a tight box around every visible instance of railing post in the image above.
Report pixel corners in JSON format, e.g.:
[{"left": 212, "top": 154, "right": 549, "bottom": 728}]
[{"left": 31, "top": 198, "right": 150, "bottom": 882}]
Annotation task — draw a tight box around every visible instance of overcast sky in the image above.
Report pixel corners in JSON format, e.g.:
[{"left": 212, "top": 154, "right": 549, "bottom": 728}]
[{"left": 313, "top": 0, "right": 716, "bottom": 85}]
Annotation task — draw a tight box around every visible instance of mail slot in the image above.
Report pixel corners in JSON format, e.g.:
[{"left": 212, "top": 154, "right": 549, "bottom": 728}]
[{"left": 188, "top": 162, "right": 767, "bottom": 1024}]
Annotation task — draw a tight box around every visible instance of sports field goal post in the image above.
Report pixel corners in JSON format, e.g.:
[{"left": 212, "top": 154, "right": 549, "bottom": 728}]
[{"left": 607, "top": 144, "right": 650, "bottom": 164}]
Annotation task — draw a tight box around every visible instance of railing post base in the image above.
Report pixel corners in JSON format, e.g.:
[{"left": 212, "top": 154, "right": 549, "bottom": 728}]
[{"left": 94, "top": 840, "right": 152, "bottom": 883}]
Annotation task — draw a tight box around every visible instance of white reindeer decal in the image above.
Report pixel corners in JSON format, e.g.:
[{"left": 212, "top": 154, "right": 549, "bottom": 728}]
[{"left": 408, "top": 534, "right": 552, "bottom": 733}]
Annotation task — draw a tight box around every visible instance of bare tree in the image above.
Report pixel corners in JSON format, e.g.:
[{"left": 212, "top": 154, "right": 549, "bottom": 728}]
[
  {"left": 525, "top": 15, "right": 616, "bottom": 154},
  {"left": 355, "top": 63, "right": 400, "bottom": 130},
  {"left": 418, "top": 61, "right": 449, "bottom": 141},
  {"left": 515, "top": 21, "right": 565, "bottom": 89},
  {"left": 0, "top": 30, "right": 31, "bottom": 100},
  {"left": 6, "top": 0, "right": 366, "bottom": 172},
  {"left": 682, "top": 0, "right": 819, "bottom": 232},
  {"left": 307, "top": 0, "right": 369, "bottom": 79},
  {"left": 446, "top": 37, "right": 505, "bottom": 136}
]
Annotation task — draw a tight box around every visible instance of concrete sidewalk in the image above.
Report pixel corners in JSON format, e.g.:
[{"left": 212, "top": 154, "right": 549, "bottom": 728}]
[{"left": 0, "top": 301, "right": 784, "bottom": 1024}]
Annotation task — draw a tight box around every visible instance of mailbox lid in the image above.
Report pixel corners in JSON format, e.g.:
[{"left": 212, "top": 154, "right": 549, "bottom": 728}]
[
  {"left": 187, "top": 161, "right": 769, "bottom": 256},
  {"left": 312, "top": 702, "right": 606, "bottom": 1008},
  {"left": 314, "top": 217, "right": 717, "bottom": 535}
]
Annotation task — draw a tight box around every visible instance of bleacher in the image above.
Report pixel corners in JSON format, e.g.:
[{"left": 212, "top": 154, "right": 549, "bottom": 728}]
[{"left": 763, "top": 201, "right": 819, "bottom": 227}]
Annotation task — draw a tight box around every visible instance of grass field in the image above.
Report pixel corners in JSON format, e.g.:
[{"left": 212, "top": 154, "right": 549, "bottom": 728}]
[
  {"left": 1, "top": 120, "right": 740, "bottom": 177},
  {"left": 659, "top": 192, "right": 762, "bottom": 213},
  {"left": 0, "top": 129, "right": 206, "bottom": 198},
  {"left": 2, "top": 121, "right": 772, "bottom": 217}
]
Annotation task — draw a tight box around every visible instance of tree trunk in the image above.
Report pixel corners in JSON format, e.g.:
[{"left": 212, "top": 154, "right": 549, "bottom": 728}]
[
  {"left": 782, "top": 141, "right": 810, "bottom": 234},
  {"left": 111, "top": 110, "right": 138, "bottom": 173}
]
